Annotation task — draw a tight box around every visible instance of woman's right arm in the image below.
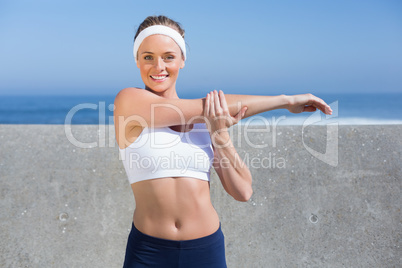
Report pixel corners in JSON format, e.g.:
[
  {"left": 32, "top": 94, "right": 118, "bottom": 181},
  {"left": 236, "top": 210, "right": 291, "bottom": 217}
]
[
  {"left": 114, "top": 87, "right": 206, "bottom": 129},
  {"left": 113, "top": 88, "right": 332, "bottom": 148},
  {"left": 114, "top": 88, "right": 332, "bottom": 129}
]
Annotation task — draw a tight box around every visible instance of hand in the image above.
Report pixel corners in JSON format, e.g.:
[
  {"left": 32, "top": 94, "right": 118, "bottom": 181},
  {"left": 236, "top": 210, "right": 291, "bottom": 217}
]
[
  {"left": 204, "top": 90, "right": 248, "bottom": 137},
  {"left": 286, "top": 94, "right": 333, "bottom": 115}
]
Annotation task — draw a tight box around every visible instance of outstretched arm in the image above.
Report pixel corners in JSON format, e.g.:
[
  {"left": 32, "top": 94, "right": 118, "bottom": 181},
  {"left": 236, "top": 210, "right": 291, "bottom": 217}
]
[
  {"left": 225, "top": 93, "right": 332, "bottom": 118},
  {"left": 114, "top": 88, "right": 332, "bottom": 148},
  {"left": 114, "top": 87, "right": 332, "bottom": 129}
]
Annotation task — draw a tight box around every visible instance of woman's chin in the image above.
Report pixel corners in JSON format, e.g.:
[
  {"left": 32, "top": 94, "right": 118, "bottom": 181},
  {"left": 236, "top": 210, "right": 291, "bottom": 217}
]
[{"left": 145, "top": 85, "right": 172, "bottom": 95}]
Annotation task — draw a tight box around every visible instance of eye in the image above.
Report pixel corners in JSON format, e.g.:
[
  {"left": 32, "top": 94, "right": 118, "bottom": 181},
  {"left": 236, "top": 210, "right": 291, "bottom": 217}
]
[
  {"left": 144, "top": 55, "right": 153, "bottom": 60},
  {"left": 164, "top": 55, "right": 175, "bottom": 62}
]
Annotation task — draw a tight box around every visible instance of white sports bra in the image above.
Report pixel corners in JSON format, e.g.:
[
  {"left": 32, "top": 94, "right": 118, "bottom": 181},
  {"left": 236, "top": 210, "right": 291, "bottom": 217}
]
[{"left": 119, "top": 123, "right": 214, "bottom": 184}]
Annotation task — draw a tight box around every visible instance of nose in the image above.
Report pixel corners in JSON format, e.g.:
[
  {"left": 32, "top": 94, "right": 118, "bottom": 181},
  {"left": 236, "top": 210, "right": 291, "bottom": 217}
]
[{"left": 154, "top": 57, "right": 165, "bottom": 72}]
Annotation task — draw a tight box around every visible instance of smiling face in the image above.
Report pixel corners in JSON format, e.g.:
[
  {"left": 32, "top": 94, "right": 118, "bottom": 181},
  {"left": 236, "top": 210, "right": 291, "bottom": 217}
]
[{"left": 136, "top": 34, "right": 185, "bottom": 98}]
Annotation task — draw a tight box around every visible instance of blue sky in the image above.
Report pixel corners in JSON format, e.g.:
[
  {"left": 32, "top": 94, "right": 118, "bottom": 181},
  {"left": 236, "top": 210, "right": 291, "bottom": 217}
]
[{"left": 0, "top": 0, "right": 401, "bottom": 96}]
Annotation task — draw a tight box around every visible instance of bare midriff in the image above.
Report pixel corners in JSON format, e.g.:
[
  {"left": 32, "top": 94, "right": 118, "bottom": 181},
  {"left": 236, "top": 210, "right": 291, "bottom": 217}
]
[{"left": 131, "top": 176, "right": 220, "bottom": 241}]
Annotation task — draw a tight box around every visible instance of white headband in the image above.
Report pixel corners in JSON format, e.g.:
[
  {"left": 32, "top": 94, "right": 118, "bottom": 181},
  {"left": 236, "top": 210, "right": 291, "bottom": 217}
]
[{"left": 133, "top": 25, "right": 186, "bottom": 63}]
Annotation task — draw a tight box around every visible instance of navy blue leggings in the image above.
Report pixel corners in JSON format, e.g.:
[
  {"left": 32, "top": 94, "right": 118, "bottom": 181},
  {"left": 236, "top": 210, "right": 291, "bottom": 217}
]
[{"left": 123, "top": 222, "right": 227, "bottom": 268}]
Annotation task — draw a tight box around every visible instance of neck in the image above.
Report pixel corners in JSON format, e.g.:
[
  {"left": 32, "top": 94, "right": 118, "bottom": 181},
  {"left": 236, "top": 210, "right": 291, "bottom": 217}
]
[{"left": 145, "top": 86, "right": 180, "bottom": 99}]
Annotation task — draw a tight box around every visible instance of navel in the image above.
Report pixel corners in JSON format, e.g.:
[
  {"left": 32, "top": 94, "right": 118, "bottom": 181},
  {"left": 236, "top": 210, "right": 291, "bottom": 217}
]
[{"left": 174, "top": 220, "right": 181, "bottom": 229}]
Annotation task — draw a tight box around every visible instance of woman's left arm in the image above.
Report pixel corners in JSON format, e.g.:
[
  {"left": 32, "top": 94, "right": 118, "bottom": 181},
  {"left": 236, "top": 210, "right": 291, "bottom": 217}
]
[
  {"left": 205, "top": 90, "right": 333, "bottom": 201},
  {"left": 205, "top": 90, "right": 252, "bottom": 202},
  {"left": 212, "top": 132, "right": 253, "bottom": 202}
]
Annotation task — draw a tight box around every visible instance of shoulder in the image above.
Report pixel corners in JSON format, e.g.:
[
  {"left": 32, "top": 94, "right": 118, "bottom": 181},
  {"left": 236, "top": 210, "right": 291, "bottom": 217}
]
[
  {"left": 115, "top": 87, "right": 145, "bottom": 103},
  {"left": 114, "top": 87, "right": 155, "bottom": 111},
  {"left": 114, "top": 87, "right": 162, "bottom": 106}
]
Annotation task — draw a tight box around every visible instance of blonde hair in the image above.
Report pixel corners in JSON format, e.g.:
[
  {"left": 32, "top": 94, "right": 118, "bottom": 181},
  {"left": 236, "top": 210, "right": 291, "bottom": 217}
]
[{"left": 134, "top": 15, "right": 185, "bottom": 41}]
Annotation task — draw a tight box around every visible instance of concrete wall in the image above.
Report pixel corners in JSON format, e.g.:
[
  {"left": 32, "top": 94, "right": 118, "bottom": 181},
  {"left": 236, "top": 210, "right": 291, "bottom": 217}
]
[{"left": 0, "top": 124, "right": 400, "bottom": 268}]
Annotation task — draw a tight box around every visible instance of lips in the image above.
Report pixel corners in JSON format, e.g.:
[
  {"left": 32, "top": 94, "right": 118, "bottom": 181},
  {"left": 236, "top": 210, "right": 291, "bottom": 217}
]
[{"left": 150, "top": 75, "right": 169, "bottom": 81}]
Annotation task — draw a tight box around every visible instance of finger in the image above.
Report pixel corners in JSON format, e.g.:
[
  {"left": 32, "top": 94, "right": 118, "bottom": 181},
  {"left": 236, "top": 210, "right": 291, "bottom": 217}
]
[
  {"left": 204, "top": 93, "right": 210, "bottom": 117},
  {"left": 313, "top": 97, "right": 332, "bottom": 115},
  {"left": 233, "top": 106, "right": 248, "bottom": 124},
  {"left": 214, "top": 90, "right": 222, "bottom": 115},
  {"left": 303, "top": 106, "right": 317, "bottom": 112},
  {"left": 315, "top": 101, "right": 326, "bottom": 113},
  {"left": 219, "top": 90, "right": 229, "bottom": 113},
  {"left": 319, "top": 100, "right": 333, "bottom": 115},
  {"left": 325, "top": 105, "right": 333, "bottom": 115},
  {"left": 210, "top": 91, "right": 215, "bottom": 117}
]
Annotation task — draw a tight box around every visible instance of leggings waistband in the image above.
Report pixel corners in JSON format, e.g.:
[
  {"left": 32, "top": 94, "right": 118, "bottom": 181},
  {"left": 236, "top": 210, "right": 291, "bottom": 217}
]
[{"left": 130, "top": 222, "right": 223, "bottom": 249}]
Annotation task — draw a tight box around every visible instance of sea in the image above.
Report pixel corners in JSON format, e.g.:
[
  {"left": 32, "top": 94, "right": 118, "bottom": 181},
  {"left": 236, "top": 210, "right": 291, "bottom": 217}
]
[{"left": 0, "top": 93, "right": 401, "bottom": 125}]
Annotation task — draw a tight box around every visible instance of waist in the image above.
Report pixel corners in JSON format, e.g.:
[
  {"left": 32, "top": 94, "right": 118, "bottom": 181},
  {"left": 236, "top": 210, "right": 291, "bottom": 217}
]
[
  {"left": 133, "top": 212, "right": 220, "bottom": 240},
  {"left": 129, "top": 221, "right": 223, "bottom": 248},
  {"left": 131, "top": 177, "right": 220, "bottom": 240}
]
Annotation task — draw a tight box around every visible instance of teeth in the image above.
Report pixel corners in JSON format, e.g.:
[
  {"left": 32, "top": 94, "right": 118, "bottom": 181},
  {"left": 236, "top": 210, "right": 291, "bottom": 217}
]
[{"left": 151, "top": 75, "right": 167, "bottom": 80}]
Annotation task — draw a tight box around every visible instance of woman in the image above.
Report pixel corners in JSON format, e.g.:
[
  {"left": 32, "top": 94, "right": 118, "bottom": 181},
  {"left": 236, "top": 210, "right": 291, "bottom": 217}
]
[{"left": 114, "top": 15, "right": 332, "bottom": 268}]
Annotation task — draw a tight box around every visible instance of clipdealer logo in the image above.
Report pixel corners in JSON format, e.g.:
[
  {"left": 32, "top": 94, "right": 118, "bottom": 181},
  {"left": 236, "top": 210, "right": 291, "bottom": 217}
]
[
  {"left": 62, "top": 100, "right": 339, "bottom": 169},
  {"left": 302, "top": 101, "right": 339, "bottom": 167}
]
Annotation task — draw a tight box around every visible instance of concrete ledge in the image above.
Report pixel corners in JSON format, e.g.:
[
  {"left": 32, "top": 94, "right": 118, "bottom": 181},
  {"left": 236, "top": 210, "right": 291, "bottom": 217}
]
[{"left": 0, "top": 125, "right": 400, "bottom": 267}]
